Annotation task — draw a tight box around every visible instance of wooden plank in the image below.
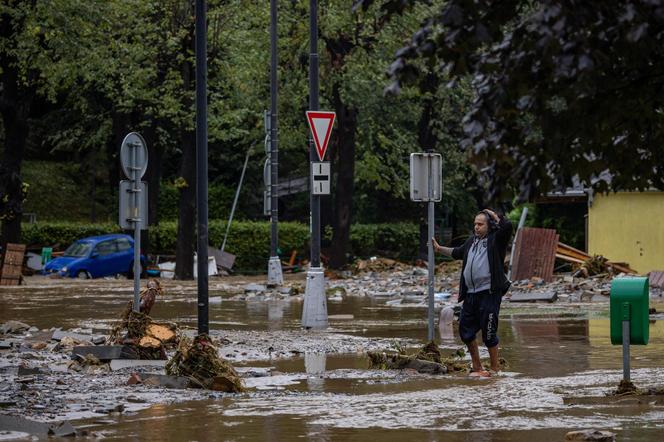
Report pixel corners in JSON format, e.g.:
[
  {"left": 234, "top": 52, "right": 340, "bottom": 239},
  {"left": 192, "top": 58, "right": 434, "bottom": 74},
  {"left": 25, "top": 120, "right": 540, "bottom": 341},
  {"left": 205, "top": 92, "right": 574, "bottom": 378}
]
[
  {"left": 508, "top": 291, "right": 558, "bottom": 303},
  {"left": 72, "top": 345, "right": 141, "bottom": 361},
  {"left": 0, "top": 243, "right": 26, "bottom": 285},
  {"left": 555, "top": 253, "right": 585, "bottom": 264},
  {"left": 557, "top": 242, "right": 590, "bottom": 260}
]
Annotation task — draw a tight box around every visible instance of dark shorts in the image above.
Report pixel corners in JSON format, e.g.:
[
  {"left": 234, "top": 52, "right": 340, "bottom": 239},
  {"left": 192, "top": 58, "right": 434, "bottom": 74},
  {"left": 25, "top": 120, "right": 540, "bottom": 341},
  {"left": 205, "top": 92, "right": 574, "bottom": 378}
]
[{"left": 458, "top": 289, "right": 502, "bottom": 347}]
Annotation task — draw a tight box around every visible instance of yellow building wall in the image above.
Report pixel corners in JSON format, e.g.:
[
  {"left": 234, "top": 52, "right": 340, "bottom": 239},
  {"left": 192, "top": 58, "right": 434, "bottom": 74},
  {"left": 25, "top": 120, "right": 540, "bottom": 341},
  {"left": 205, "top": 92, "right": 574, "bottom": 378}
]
[{"left": 588, "top": 192, "right": 664, "bottom": 274}]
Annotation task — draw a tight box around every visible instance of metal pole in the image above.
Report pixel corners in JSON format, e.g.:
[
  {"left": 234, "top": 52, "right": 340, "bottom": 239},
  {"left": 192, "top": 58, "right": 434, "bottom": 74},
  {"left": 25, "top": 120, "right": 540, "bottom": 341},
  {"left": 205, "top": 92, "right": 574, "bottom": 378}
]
[
  {"left": 427, "top": 157, "right": 434, "bottom": 341},
  {"left": 267, "top": 0, "right": 283, "bottom": 285},
  {"left": 309, "top": 0, "right": 320, "bottom": 268},
  {"left": 507, "top": 207, "right": 528, "bottom": 280},
  {"left": 132, "top": 142, "right": 140, "bottom": 312},
  {"left": 195, "top": 0, "right": 209, "bottom": 335},
  {"left": 301, "top": 0, "right": 327, "bottom": 329},
  {"left": 270, "top": 0, "right": 279, "bottom": 257},
  {"left": 622, "top": 302, "right": 631, "bottom": 382},
  {"left": 622, "top": 320, "right": 630, "bottom": 381},
  {"left": 221, "top": 148, "right": 250, "bottom": 254}
]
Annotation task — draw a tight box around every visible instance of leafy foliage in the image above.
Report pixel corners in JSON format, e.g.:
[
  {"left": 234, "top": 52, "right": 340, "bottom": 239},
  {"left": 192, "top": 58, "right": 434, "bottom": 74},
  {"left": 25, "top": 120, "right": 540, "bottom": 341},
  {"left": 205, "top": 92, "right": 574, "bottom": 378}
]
[
  {"left": 355, "top": 0, "right": 664, "bottom": 202},
  {"left": 21, "top": 220, "right": 423, "bottom": 271}
]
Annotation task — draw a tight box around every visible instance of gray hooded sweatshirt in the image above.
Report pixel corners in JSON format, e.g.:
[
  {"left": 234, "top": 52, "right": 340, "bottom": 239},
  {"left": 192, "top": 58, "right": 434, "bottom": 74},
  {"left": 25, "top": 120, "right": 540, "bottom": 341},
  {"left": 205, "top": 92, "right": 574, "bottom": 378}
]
[{"left": 462, "top": 236, "right": 491, "bottom": 293}]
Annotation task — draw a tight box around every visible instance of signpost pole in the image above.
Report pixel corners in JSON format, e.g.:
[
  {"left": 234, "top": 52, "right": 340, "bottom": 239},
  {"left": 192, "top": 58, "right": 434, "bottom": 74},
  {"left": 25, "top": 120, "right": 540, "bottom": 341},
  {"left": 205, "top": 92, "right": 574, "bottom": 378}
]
[
  {"left": 410, "top": 152, "right": 441, "bottom": 342},
  {"left": 132, "top": 142, "right": 141, "bottom": 312},
  {"left": 268, "top": 0, "right": 283, "bottom": 286},
  {"left": 119, "top": 132, "right": 148, "bottom": 314},
  {"left": 427, "top": 156, "right": 435, "bottom": 341},
  {"left": 309, "top": 0, "right": 320, "bottom": 271},
  {"left": 302, "top": 0, "right": 328, "bottom": 329}
]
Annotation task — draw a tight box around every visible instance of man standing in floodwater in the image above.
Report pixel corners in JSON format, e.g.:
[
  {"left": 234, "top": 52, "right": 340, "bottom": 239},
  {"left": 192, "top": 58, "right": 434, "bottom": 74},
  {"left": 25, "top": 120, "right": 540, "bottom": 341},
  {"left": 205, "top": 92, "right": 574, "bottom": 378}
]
[{"left": 432, "top": 209, "right": 513, "bottom": 377}]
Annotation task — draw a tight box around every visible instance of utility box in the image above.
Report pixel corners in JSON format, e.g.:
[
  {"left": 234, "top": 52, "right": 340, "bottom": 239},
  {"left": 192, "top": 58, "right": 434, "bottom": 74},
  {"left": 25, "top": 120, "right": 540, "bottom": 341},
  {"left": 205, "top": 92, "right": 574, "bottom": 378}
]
[{"left": 610, "top": 277, "right": 649, "bottom": 345}]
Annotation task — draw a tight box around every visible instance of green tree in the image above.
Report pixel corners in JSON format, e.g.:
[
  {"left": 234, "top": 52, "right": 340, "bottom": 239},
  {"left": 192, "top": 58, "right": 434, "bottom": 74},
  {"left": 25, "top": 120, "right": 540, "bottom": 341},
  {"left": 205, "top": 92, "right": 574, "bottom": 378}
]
[
  {"left": 355, "top": 0, "right": 664, "bottom": 202},
  {"left": 1, "top": 0, "right": 113, "bottom": 246}
]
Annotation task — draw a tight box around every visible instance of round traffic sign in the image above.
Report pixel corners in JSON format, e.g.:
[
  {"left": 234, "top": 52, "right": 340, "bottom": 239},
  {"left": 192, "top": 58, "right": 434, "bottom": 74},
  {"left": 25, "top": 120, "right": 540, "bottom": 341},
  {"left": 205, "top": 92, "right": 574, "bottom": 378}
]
[{"left": 120, "top": 132, "right": 148, "bottom": 179}]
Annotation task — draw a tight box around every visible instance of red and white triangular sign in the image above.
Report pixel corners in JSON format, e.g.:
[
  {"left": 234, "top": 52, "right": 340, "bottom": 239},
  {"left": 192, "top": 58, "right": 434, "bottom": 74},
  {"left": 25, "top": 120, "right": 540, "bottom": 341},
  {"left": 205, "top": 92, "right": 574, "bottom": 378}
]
[{"left": 306, "top": 111, "right": 336, "bottom": 161}]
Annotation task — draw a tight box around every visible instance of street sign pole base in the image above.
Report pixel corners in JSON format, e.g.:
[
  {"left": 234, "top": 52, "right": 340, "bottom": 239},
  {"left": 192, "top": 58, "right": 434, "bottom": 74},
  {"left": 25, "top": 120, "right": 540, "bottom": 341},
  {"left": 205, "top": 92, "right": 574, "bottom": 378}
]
[
  {"left": 302, "top": 267, "right": 327, "bottom": 329},
  {"left": 267, "top": 256, "right": 283, "bottom": 286}
]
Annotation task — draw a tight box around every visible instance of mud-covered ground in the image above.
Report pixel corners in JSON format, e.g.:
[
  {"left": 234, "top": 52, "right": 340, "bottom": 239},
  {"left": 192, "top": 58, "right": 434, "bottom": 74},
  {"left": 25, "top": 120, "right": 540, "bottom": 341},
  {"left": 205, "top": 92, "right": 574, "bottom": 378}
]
[{"left": 1, "top": 271, "right": 664, "bottom": 440}]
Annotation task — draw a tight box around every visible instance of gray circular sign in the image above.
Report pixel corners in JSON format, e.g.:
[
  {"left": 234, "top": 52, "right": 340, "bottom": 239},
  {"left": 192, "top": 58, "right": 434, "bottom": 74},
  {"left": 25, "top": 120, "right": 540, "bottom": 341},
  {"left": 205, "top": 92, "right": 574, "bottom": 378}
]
[{"left": 120, "top": 132, "right": 148, "bottom": 179}]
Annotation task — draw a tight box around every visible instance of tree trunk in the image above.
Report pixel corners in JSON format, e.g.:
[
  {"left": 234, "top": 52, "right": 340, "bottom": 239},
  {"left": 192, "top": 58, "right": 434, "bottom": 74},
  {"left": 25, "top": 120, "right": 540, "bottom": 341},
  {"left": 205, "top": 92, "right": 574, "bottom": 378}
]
[
  {"left": 0, "top": 7, "right": 33, "bottom": 247},
  {"left": 109, "top": 111, "right": 128, "bottom": 196},
  {"left": 417, "top": 72, "right": 438, "bottom": 150},
  {"left": 328, "top": 83, "right": 358, "bottom": 269},
  {"left": 144, "top": 123, "right": 163, "bottom": 227},
  {"left": 174, "top": 29, "right": 196, "bottom": 280},
  {"left": 0, "top": 104, "right": 30, "bottom": 247},
  {"left": 175, "top": 130, "right": 196, "bottom": 280}
]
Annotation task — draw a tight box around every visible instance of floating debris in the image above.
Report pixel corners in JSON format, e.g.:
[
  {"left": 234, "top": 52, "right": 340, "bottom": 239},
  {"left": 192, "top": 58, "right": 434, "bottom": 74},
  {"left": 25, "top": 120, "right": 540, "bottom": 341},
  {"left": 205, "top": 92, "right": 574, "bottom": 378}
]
[
  {"left": 368, "top": 341, "right": 470, "bottom": 374},
  {"left": 106, "top": 280, "right": 176, "bottom": 359},
  {"left": 165, "top": 334, "right": 244, "bottom": 392},
  {"left": 613, "top": 379, "right": 637, "bottom": 395}
]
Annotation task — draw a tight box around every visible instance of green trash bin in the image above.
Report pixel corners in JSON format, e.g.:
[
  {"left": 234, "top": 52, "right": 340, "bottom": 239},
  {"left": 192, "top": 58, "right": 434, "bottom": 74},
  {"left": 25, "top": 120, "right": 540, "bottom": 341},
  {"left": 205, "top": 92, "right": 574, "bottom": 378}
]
[
  {"left": 41, "top": 247, "right": 53, "bottom": 265},
  {"left": 610, "top": 277, "right": 649, "bottom": 345}
]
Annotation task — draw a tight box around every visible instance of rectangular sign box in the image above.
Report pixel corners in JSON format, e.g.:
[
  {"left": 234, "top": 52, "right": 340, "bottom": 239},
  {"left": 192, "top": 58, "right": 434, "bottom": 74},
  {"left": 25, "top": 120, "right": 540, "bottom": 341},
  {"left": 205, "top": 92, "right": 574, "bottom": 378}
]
[
  {"left": 311, "top": 162, "right": 331, "bottom": 195},
  {"left": 410, "top": 153, "right": 442, "bottom": 202},
  {"left": 119, "top": 180, "right": 148, "bottom": 230}
]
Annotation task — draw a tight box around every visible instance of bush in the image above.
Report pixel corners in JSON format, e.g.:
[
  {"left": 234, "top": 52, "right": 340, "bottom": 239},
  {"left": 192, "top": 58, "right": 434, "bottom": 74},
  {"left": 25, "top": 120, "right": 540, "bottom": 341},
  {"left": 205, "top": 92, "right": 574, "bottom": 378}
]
[{"left": 21, "top": 221, "right": 422, "bottom": 272}]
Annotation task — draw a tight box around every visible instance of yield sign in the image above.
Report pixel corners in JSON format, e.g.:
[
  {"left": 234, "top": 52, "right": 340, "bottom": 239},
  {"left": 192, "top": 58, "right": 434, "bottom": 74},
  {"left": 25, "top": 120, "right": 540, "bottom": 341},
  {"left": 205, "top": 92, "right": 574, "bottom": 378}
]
[{"left": 306, "top": 111, "right": 336, "bottom": 161}]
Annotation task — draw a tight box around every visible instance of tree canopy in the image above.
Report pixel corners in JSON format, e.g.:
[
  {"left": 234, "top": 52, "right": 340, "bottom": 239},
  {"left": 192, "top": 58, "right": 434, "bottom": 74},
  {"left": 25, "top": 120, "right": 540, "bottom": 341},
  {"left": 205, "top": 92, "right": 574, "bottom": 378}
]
[{"left": 355, "top": 0, "right": 664, "bottom": 201}]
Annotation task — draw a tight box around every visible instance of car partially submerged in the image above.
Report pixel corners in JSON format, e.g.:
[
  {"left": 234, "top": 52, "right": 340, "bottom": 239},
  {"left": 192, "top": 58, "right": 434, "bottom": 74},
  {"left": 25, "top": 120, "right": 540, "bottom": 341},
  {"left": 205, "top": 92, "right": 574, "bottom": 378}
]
[{"left": 42, "top": 234, "right": 145, "bottom": 279}]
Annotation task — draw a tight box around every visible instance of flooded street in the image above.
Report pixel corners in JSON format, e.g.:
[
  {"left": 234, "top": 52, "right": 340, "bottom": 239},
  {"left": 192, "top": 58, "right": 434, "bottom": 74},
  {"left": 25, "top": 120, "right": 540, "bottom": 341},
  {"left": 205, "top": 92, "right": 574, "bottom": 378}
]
[{"left": 2, "top": 276, "right": 664, "bottom": 440}]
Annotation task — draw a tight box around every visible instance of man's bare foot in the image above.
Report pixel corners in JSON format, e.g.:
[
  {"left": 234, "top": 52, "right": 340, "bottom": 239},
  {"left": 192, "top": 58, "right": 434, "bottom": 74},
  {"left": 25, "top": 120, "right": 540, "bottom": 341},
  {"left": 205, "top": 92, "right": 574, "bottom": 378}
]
[{"left": 469, "top": 370, "right": 491, "bottom": 378}]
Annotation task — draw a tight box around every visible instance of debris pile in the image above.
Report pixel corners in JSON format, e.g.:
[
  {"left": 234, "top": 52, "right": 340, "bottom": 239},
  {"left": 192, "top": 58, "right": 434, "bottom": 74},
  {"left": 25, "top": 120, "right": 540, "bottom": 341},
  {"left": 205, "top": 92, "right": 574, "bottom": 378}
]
[
  {"left": 368, "top": 341, "right": 470, "bottom": 374},
  {"left": 353, "top": 257, "right": 410, "bottom": 273},
  {"left": 580, "top": 255, "right": 609, "bottom": 277},
  {"left": 165, "top": 334, "right": 244, "bottom": 392},
  {"left": 609, "top": 380, "right": 664, "bottom": 397},
  {"left": 613, "top": 379, "right": 637, "bottom": 395},
  {"left": 107, "top": 279, "right": 176, "bottom": 359}
]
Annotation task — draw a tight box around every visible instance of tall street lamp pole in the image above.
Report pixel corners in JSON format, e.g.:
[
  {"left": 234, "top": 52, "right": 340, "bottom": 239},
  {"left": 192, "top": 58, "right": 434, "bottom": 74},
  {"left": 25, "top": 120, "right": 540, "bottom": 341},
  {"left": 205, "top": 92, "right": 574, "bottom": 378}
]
[
  {"left": 267, "top": 0, "right": 283, "bottom": 285},
  {"left": 195, "top": 0, "right": 209, "bottom": 335}
]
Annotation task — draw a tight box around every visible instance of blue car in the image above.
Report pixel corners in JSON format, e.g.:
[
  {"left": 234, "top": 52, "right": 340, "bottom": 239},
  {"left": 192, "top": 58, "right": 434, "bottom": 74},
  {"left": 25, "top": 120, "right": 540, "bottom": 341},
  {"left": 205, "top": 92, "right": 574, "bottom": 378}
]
[{"left": 42, "top": 234, "right": 145, "bottom": 279}]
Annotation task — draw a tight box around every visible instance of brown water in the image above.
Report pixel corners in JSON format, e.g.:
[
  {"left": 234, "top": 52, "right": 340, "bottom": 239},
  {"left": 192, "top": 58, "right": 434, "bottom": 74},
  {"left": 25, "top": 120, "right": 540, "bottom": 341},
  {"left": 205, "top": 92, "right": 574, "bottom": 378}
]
[{"left": 3, "top": 277, "right": 664, "bottom": 440}]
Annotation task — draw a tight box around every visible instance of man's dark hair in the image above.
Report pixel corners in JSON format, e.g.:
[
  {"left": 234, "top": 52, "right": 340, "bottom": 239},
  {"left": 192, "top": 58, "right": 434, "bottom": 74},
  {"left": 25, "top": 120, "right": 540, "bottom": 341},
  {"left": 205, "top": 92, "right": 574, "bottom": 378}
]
[{"left": 477, "top": 210, "right": 498, "bottom": 231}]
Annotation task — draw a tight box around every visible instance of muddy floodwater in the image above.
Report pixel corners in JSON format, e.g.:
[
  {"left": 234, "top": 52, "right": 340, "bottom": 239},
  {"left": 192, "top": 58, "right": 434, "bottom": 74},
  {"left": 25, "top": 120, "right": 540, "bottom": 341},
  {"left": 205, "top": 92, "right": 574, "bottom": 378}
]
[{"left": 2, "top": 276, "right": 664, "bottom": 440}]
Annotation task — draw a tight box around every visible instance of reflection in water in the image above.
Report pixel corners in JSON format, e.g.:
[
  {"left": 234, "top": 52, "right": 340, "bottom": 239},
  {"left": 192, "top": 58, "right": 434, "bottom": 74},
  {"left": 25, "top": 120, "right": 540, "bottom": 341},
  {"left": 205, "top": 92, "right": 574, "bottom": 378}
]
[
  {"left": 305, "top": 353, "right": 327, "bottom": 392},
  {"left": 267, "top": 300, "right": 286, "bottom": 330},
  {"left": 438, "top": 306, "right": 455, "bottom": 343},
  {"left": 508, "top": 319, "right": 591, "bottom": 376}
]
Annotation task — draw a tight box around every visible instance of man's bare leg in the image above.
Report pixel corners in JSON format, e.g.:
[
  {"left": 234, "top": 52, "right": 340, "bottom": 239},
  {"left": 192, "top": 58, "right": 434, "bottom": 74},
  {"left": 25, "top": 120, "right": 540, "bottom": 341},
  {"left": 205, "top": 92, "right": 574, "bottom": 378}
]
[
  {"left": 488, "top": 344, "right": 499, "bottom": 372},
  {"left": 467, "top": 339, "right": 483, "bottom": 372}
]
